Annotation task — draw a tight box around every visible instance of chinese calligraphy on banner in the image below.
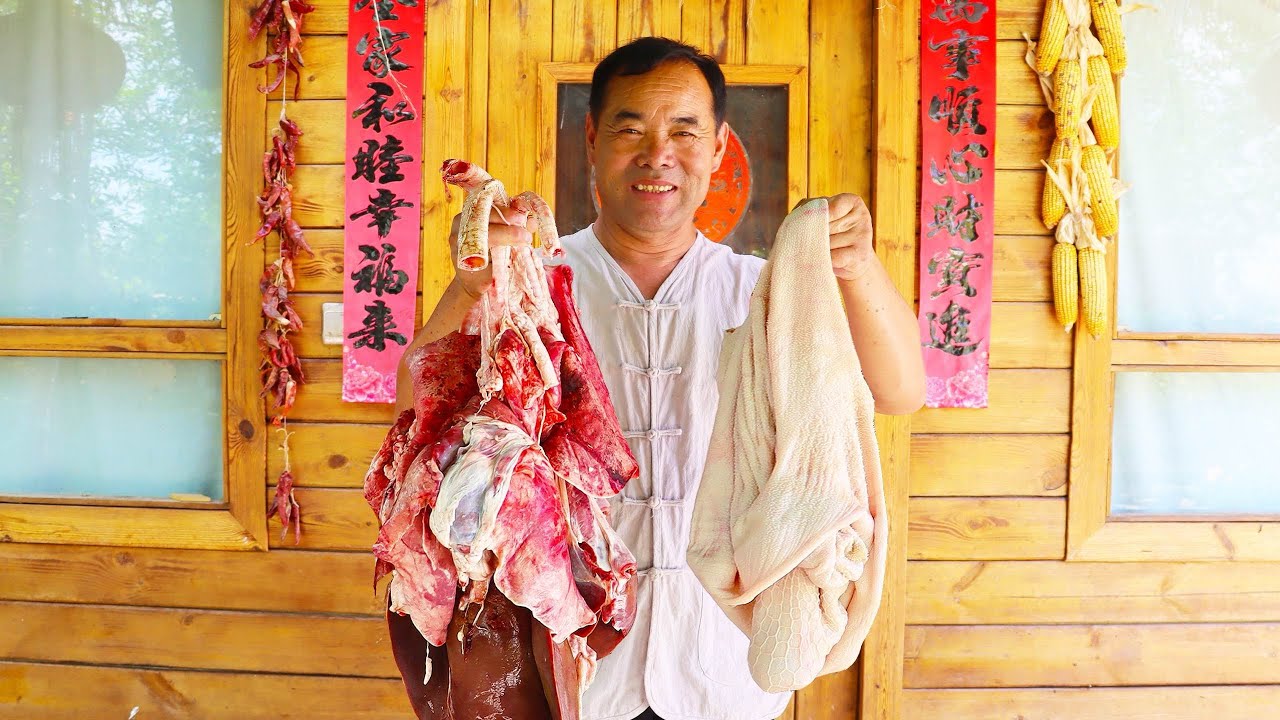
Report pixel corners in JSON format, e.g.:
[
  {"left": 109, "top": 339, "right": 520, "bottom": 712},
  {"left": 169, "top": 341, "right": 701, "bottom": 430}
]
[
  {"left": 918, "top": 0, "right": 996, "bottom": 408},
  {"left": 342, "top": 0, "right": 424, "bottom": 403}
]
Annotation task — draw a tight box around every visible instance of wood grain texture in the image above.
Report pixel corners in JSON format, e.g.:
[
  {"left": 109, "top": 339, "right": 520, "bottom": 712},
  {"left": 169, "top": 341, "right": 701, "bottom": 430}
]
[
  {"left": 992, "top": 235, "right": 1053, "bottom": 302},
  {"left": 0, "top": 327, "right": 224, "bottom": 354},
  {"left": 0, "top": 661, "right": 409, "bottom": 720},
  {"left": 907, "top": 561, "right": 1280, "bottom": 625},
  {"left": 554, "top": 0, "right": 618, "bottom": 61},
  {"left": 0, "top": 504, "right": 258, "bottom": 551},
  {"left": 989, "top": 302, "right": 1072, "bottom": 368},
  {"left": 709, "top": 0, "right": 747, "bottom": 64},
  {"left": 904, "top": 623, "right": 1280, "bottom": 688},
  {"left": 909, "top": 435, "right": 1068, "bottom": 497},
  {"left": 905, "top": 686, "right": 1280, "bottom": 720},
  {"left": 266, "top": 487, "right": 379, "bottom": 550},
  {"left": 0, "top": 601, "right": 398, "bottom": 678},
  {"left": 0, "top": 544, "right": 382, "bottom": 615},
  {"left": 266, "top": 422, "right": 389, "bottom": 488},
  {"left": 908, "top": 498, "right": 1066, "bottom": 561},
  {"left": 913, "top": 369, "right": 1071, "bottom": 434},
  {"left": 288, "top": 360, "right": 398, "bottom": 423}
]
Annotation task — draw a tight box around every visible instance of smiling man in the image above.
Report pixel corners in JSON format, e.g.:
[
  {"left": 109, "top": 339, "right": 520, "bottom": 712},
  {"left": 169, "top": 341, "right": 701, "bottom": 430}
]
[{"left": 397, "top": 36, "right": 925, "bottom": 720}]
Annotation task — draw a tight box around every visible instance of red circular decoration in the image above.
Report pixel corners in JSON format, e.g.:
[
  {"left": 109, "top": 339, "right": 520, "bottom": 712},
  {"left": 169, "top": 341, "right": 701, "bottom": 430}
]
[{"left": 591, "top": 125, "right": 752, "bottom": 243}]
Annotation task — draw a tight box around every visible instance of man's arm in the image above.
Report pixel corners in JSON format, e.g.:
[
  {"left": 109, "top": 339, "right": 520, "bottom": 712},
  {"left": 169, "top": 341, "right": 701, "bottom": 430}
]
[
  {"left": 392, "top": 210, "right": 533, "bottom": 414},
  {"left": 825, "top": 194, "right": 927, "bottom": 415}
]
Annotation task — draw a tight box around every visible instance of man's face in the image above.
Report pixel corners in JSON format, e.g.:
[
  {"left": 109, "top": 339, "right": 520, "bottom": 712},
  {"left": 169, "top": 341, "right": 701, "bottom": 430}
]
[{"left": 586, "top": 61, "right": 728, "bottom": 239}]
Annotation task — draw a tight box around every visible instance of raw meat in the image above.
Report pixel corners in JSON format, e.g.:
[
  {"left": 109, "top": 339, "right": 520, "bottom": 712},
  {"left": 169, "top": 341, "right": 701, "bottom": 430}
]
[
  {"left": 686, "top": 199, "right": 888, "bottom": 693},
  {"left": 364, "top": 161, "right": 639, "bottom": 719}
]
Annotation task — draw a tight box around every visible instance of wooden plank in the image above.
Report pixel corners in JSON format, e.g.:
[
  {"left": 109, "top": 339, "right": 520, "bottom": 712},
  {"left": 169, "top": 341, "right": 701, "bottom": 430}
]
[
  {"left": 909, "top": 435, "right": 1068, "bottom": 497},
  {"left": 682, "top": 0, "right": 713, "bottom": 55},
  {"left": 297, "top": 0, "right": 350, "bottom": 35},
  {"left": 0, "top": 544, "right": 382, "bottom": 615},
  {"left": 288, "top": 360, "right": 398, "bottom": 424},
  {"left": 0, "top": 505, "right": 258, "bottom": 551},
  {"left": 294, "top": 36, "right": 350, "bottom": 100},
  {"left": 0, "top": 600, "right": 398, "bottom": 678},
  {"left": 997, "top": 0, "right": 1045, "bottom": 41},
  {"left": 488, "top": 0, "right": 552, "bottom": 194},
  {"left": 905, "top": 686, "right": 1280, "bottom": 720},
  {"left": 291, "top": 165, "right": 345, "bottom": 227},
  {"left": 904, "top": 623, "right": 1280, "bottom": 688},
  {"left": 709, "top": 0, "right": 747, "bottom": 64},
  {"left": 268, "top": 229, "right": 347, "bottom": 293},
  {"left": 554, "top": 0, "right": 618, "bottom": 62},
  {"left": 906, "top": 561, "right": 1280, "bottom": 625},
  {"left": 800, "top": 669, "right": 859, "bottom": 720},
  {"left": 0, "top": 327, "right": 224, "bottom": 354},
  {"left": 1071, "top": 521, "right": 1280, "bottom": 563},
  {"left": 746, "top": 0, "right": 807, "bottom": 66},
  {"left": 994, "top": 104, "right": 1053, "bottom": 170},
  {"left": 913, "top": 369, "right": 1071, "bottom": 434},
  {"left": 267, "top": 487, "right": 378, "bottom": 551},
  {"left": 908, "top": 498, "right": 1066, "bottom": 561},
  {"left": 993, "top": 235, "right": 1053, "bottom": 302},
  {"left": 1112, "top": 339, "right": 1280, "bottom": 367},
  {"left": 860, "top": 2, "right": 918, "bottom": 717},
  {"left": 997, "top": 40, "right": 1045, "bottom": 106},
  {"left": 809, "top": 0, "right": 873, "bottom": 200},
  {"left": 618, "top": 0, "right": 682, "bottom": 42},
  {"left": 0, "top": 661, "right": 407, "bottom": 720},
  {"left": 991, "top": 169, "right": 1049, "bottom": 235},
  {"left": 267, "top": 422, "right": 389, "bottom": 488},
  {"left": 989, "top": 302, "right": 1071, "bottom": 368},
  {"left": 266, "top": 99, "right": 345, "bottom": 165}
]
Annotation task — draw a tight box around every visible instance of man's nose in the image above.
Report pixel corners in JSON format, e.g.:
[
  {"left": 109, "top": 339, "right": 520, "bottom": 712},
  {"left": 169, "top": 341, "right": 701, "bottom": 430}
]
[{"left": 637, "top": 133, "right": 676, "bottom": 168}]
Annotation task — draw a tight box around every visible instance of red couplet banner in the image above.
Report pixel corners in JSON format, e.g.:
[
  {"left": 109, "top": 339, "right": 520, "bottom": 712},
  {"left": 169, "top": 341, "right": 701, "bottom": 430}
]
[
  {"left": 341, "top": 0, "right": 426, "bottom": 403},
  {"left": 918, "top": 0, "right": 998, "bottom": 408}
]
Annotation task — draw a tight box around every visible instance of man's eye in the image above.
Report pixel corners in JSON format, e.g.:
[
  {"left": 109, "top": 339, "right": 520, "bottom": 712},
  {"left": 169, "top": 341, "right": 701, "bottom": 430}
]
[
  {"left": 620, "top": 128, "right": 641, "bottom": 135},
  {"left": 674, "top": 131, "right": 695, "bottom": 137}
]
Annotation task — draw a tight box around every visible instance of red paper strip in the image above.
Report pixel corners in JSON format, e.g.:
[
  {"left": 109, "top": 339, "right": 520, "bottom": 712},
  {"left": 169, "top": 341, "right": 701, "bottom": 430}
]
[
  {"left": 342, "top": 0, "right": 425, "bottom": 403},
  {"left": 918, "top": 0, "right": 997, "bottom": 408}
]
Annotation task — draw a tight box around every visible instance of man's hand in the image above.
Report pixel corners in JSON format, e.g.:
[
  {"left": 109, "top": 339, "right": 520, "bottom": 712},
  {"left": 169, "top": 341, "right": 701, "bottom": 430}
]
[
  {"left": 794, "top": 194, "right": 876, "bottom": 281},
  {"left": 450, "top": 208, "right": 534, "bottom": 299}
]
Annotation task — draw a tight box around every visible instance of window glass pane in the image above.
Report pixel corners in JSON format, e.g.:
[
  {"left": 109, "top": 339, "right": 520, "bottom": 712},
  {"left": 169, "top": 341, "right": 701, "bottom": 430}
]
[
  {"left": 0, "top": 357, "right": 223, "bottom": 500},
  {"left": 1111, "top": 372, "right": 1280, "bottom": 516},
  {"left": 1117, "top": 1, "right": 1280, "bottom": 333},
  {"left": 0, "top": 1, "right": 224, "bottom": 320}
]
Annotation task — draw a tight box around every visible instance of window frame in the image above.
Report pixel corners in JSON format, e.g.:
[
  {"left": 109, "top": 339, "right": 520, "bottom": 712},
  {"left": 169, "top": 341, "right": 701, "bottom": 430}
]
[
  {"left": 1067, "top": 177, "right": 1280, "bottom": 562},
  {"left": 0, "top": 1, "right": 268, "bottom": 551}
]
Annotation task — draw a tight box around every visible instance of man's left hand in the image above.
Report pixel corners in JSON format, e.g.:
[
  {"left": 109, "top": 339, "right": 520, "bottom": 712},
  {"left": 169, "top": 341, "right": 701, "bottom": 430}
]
[{"left": 824, "top": 193, "right": 875, "bottom": 281}]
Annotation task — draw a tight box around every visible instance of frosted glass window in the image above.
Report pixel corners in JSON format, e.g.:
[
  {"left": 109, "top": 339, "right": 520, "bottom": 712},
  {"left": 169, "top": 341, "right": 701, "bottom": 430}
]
[
  {"left": 1111, "top": 372, "right": 1280, "bottom": 516},
  {"left": 1116, "top": 1, "right": 1280, "bottom": 333},
  {"left": 0, "top": 1, "right": 224, "bottom": 320},
  {"left": 0, "top": 357, "right": 223, "bottom": 500}
]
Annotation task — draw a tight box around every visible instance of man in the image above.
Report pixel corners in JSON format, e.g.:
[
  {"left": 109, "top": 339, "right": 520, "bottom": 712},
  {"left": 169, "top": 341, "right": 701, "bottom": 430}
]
[{"left": 397, "top": 37, "right": 925, "bottom": 720}]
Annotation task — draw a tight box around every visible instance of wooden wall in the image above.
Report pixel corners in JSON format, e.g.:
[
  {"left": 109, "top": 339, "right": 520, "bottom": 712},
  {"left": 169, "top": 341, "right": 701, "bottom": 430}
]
[
  {"left": 0, "top": 1, "right": 873, "bottom": 718},
  {"left": 900, "top": 2, "right": 1280, "bottom": 717}
]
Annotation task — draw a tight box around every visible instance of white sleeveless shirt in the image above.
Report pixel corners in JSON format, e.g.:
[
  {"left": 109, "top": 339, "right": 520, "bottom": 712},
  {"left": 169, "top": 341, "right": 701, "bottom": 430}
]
[{"left": 550, "top": 226, "right": 792, "bottom": 720}]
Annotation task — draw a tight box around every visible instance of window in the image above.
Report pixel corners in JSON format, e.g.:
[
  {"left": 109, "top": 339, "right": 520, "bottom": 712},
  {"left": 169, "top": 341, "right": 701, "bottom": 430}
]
[
  {"left": 0, "top": 1, "right": 268, "bottom": 550},
  {"left": 1067, "top": 0, "right": 1280, "bottom": 560}
]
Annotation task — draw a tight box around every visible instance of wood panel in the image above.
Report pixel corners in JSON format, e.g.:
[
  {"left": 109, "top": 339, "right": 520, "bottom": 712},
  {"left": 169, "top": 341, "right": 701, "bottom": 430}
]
[
  {"left": 995, "top": 104, "right": 1053, "bottom": 169},
  {"left": 488, "top": 0, "right": 552, "bottom": 194},
  {"left": 709, "top": 0, "right": 747, "bottom": 64},
  {"left": 908, "top": 498, "right": 1066, "bottom": 561},
  {"left": 268, "top": 229, "right": 346, "bottom": 292},
  {"left": 554, "top": 0, "right": 618, "bottom": 61},
  {"left": 809, "top": 0, "right": 873, "bottom": 200},
  {"left": 746, "top": 0, "right": 807, "bottom": 65},
  {"left": 0, "top": 544, "right": 382, "bottom": 615},
  {"left": 904, "top": 623, "right": 1280, "bottom": 688},
  {"left": 267, "top": 487, "right": 379, "bottom": 550},
  {"left": 912, "top": 369, "right": 1071, "bottom": 434},
  {"left": 905, "top": 686, "right": 1280, "bottom": 720},
  {"left": 997, "top": 40, "right": 1044, "bottom": 106},
  {"left": 0, "top": 601, "right": 397, "bottom": 678},
  {"left": 992, "top": 235, "right": 1053, "bottom": 302},
  {"left": 267, "top": 422, "right": 388, "bottom": 488},
  {"left": 909, "top": 435, "right": 1068, "bottom": 497},
  {"left": 907, "top": 561, "right": 1280, "bottom": 625},
  {"left": 266, "top": 100, "right": 344, "bottom": 165},
  {"left": 0, "top": 661, "right": 408, "bottom": 720},
  {"left": 291, "top": 293, "right": 422, "bottom": 359},
  {"left": 989, "top": 302, "right": 1071, "bottom": 368},
  {"left": 288, "top": 360, "right": 398, "bottom": 423},
  {"left": 294, "top": 36, "right": 350, "bottom": 100},
  {"left": 0, "top": 327, "right": 225, "bottom": 355},
  {"left": 681, "top": 0, "right": 712, "bottom": 54},
  {"left": 618, "top": 0, "right": 682, "bottom": 42}
]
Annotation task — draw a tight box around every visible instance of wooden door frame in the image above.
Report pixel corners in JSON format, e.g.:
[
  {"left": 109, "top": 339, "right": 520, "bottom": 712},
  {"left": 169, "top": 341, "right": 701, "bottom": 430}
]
[{"left": 858, "top": 1, "right": 919, "bottom": 718}]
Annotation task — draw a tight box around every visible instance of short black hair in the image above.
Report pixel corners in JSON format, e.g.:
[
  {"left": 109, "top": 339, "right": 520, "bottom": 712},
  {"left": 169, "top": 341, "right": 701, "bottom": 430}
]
[{"left": 589, "top": 37, "right": 727, "bottom": 127}]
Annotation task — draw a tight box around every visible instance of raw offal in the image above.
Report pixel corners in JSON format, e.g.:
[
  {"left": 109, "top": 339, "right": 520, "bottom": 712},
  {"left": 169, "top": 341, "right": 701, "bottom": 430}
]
[{"left": 364, "top": 160, "right": 639, "bottom": 719}]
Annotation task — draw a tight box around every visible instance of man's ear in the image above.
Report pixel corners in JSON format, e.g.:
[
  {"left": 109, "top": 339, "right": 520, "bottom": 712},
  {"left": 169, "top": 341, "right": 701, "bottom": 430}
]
[
  {"left": 585, "top": 113, "right": 598, "bottom": 166},
  {"left": 712, "top": 120, "right": 729, "bottom": 171}
]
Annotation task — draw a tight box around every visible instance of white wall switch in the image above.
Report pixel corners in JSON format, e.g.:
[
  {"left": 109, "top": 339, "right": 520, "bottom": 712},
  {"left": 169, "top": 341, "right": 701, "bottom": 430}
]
[{"left": 322, "top": 302, "right": 344, "bottom": 345}]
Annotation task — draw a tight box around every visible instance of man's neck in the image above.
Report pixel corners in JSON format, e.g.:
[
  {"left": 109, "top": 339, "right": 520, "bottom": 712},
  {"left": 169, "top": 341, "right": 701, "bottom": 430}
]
[{"left": 592, "top": 218, "right": 699, "bottom": 299}]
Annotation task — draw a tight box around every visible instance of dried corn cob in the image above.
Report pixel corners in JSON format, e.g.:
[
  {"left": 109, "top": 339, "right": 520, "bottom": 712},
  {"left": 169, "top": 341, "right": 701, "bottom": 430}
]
[
  {"left": 1041, "top": 135, "right": 1079, "bottom": 229},
  {"left": 1036, "top": 0, "right": 1069, "bottom": 74},
  {"left": 1088, "top": 55, "right": 1120, "bottom": 149},
  {"left": 1090, "top": 0, "right": 1127, "bottom": 74},
  {"left": 1078, "top": 246, "right": 1107, "bottom": 336},
  {"left": 1054, "top": 58, "right": 1083, "bottom": 140},
  {"left": 1081, "top": 144, "right": 1118, "bottom": 237},
  {"left": 1052, "top": 241, "right": 1079, "bottom": 331}
]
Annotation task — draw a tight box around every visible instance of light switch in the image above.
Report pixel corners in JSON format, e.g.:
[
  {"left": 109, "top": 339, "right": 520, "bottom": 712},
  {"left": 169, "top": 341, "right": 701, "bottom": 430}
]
[{"left": 322, "top": 302, "right": 344, "bottom": 345}]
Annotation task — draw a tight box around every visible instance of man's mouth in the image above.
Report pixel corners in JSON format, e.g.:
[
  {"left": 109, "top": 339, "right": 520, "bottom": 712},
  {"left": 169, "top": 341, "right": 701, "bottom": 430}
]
[{"left": 632, "top": 183, "right": 676, "bottom": 194}]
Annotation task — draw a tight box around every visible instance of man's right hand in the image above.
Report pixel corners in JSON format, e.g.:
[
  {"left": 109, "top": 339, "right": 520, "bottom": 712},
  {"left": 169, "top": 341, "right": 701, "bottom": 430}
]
[{"left": 450, "top": 208, "right": 533, "bottom": 300}]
